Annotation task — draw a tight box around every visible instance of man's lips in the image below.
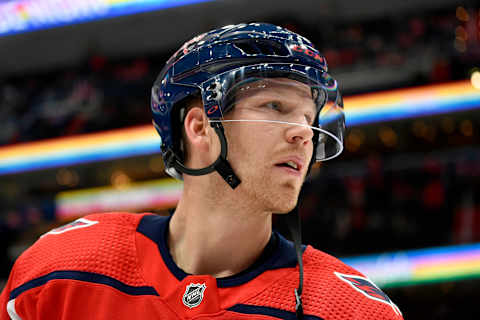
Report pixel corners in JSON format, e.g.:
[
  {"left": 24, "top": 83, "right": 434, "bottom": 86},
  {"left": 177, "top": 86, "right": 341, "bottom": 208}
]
[{"left": 274, "top": 156, "right": 305, "bottom": 173}]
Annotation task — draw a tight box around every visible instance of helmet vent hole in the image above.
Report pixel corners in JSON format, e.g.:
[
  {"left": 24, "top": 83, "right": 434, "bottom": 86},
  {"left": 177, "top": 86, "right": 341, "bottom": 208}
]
[
  {"left": 254, "top": 41, "right": 276, "bottom": 55},
  {"left": 233, "top": 40, "right": 289, "bottom": 56},
  {"left": 234, "top": 41, "right": 259, "bottom": 55}
]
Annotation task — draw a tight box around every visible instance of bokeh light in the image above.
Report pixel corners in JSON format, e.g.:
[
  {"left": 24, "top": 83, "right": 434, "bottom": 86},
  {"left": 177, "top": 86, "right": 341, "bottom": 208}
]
[
  {"left": 471, "top": 70, "right": 480, "bottom": 89},
  {"left": 456, "top": 6, "right": 470, "bottom": 22},
  {"left": 111, "top": 170, "right": 131, "bottom": 188}
]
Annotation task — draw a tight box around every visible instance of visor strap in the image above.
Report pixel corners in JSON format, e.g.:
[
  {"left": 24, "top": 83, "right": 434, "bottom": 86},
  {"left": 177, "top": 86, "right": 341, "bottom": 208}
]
[
  {"left": 169, "top": 123, "right": 241, "bottom": 189},
  {"left": 286, "top": 204, "right": 304, "bottom": 320}
]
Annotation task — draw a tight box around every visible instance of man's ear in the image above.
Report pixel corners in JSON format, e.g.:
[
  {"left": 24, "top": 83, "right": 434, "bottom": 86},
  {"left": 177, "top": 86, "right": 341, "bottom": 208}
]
[{"left": 183, "top": 106, "right": 210, "bottom": 151}]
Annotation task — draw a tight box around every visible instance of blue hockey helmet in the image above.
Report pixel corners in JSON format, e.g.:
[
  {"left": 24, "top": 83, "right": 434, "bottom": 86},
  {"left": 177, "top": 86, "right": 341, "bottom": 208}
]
[{"left": 151, "top": 23, "right": 345, "bottom": 187}]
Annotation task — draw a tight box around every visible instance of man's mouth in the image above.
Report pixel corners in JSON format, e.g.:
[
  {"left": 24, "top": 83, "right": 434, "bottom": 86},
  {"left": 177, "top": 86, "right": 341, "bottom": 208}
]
[
  {"left": 283, "top": 161, "right": 299, "bottom": 170},
  {"left": 275, "top": 159, "right": 303, "bottom": 172}
]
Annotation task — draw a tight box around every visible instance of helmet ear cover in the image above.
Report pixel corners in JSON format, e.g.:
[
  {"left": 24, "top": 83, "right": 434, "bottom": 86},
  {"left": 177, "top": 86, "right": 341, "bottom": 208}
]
[
  {"left": 165, "top": 121, "right": 241, "bottom": 189},
  {"left": 162, "top": 90, "right": 241, "bottom": 189}
]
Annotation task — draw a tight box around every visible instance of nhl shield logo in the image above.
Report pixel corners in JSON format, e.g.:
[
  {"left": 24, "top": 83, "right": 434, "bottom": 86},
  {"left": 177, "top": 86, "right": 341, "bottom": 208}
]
[{"left": 182, "top": 283, "right": 206, "bottom": 308}]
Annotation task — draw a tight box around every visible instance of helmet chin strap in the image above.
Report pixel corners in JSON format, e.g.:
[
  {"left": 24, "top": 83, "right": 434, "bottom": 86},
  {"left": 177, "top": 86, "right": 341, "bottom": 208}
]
[
  {"left": 285, "top": 202, "right": 305, "bottom": 320},
  {"left": 167, "top": 122, "right": 241, "bottom": 189}
]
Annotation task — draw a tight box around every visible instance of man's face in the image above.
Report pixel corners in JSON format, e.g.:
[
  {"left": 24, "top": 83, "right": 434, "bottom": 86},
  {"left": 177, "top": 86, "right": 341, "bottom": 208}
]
[{"left": 222, "top": 78, "right": 317, "bottom": 213}]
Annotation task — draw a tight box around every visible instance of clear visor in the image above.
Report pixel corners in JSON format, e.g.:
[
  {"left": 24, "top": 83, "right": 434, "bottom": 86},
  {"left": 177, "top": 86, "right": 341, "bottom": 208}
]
[{"left": 200, "top": 64, "right": 345, "bottom": 161}]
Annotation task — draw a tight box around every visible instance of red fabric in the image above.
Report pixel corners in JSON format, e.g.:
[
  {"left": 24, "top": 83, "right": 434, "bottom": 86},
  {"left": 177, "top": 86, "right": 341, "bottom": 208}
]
[
  {"left": 10, "top": 213, "right": 147, "bottom": 290},
  {"left": 245, "top": 247, "right": 402, "bottom": 319},
  {"left": 1, "top": 212, "right": 403, "bottom": 319}
]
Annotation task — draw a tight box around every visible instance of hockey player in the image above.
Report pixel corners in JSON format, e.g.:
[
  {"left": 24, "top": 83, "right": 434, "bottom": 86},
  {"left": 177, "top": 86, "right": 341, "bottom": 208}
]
[{"left": 0, "top": 23, "right": 403, "bottom": 319}]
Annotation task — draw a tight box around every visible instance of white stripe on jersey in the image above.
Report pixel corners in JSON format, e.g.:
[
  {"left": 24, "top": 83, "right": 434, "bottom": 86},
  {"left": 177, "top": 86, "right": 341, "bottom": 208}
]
[{"left": 7, "top": 299, "right": 22, "bottom": 320}]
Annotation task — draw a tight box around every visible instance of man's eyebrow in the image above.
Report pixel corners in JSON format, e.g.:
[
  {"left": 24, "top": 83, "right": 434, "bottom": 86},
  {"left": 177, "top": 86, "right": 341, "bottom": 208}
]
[{"left": 235, "top": 84, "right": 317, "bottom": 111}]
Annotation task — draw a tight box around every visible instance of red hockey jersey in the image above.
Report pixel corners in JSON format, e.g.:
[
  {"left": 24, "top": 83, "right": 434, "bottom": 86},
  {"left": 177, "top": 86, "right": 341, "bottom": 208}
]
[{"left": 0, "top": 212, "right": 403, "bottom": 319}]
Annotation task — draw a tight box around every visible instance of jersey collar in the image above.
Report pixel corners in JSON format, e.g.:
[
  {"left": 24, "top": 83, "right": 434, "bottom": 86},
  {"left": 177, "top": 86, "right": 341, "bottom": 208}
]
[{"left": 137, "top": 214, "right": 301, "bottom": 288}]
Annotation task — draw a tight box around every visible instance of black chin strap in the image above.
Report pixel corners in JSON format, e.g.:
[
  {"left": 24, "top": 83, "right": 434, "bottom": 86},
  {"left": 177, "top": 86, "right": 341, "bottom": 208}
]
[
  {"left": 286, "top": 204, "right": 304, "bottom": 319},
  {"left": 166, "top": 122, "right": 241, "bottom": 189}
]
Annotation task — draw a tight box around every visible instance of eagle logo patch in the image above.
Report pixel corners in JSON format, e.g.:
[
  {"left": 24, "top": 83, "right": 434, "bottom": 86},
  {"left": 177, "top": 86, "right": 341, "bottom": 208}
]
[
  {"left": 182, "top": 283, "right": 206, "bottom": 309},
  {"left": 334, "top": 272, "right": 402, "bottom": 316},
  {"left": 41, "top": 218, "right": 98, "bottom": 237}
]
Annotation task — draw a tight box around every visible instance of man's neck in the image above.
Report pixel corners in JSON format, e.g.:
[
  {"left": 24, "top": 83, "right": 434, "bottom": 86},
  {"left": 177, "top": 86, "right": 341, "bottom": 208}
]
[{"left": 168, "top": 181, "right": 272, "bottom": 278}]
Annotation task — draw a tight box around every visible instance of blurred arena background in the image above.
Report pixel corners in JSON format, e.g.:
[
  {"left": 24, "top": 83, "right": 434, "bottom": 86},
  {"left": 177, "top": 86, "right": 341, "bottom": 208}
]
[{"left": 1, "top": 0, "right": 480, "bottom": 318}]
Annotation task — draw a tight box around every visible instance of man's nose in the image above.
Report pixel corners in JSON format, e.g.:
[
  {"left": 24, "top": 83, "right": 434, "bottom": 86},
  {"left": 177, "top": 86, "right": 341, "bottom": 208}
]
[{"left": 285, "top": 122, "right": 314, "bottom": 145}]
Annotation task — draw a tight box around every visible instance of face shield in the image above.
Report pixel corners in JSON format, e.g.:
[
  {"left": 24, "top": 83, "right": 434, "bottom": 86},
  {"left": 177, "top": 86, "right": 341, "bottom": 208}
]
[{"left": 199, "top": 63, "right": 345, "bottom": 162}]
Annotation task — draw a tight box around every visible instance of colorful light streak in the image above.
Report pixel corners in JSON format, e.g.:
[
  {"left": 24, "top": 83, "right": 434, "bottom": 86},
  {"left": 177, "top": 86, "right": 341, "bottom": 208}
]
[
  {"left": 0, "top": 0, "right": 214, "bottom": 37},
  {"left": 0, "top": 80, "right": 479, "bottom": 176},
  {"left": 342, "top": 242, "right": 480, "bottom": 288},
  {"left": 0, "top": 126, "right": 159, "bottom": 175},
  {"left": 345, "top": 80, "right": 480, "bottom": 126},
  {"left": 55, "top": 177, "right": 183, "bottom": 219}
]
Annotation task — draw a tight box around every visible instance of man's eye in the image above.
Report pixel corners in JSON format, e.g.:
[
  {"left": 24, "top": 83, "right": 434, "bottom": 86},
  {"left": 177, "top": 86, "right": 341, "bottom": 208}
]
[{"left": 264, "top": 102, "right": 281, "bottom": 111}]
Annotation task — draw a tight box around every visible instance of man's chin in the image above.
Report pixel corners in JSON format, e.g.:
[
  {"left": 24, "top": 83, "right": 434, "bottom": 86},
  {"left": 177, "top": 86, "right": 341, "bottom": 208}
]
[
  {"left": 270, "top": 196, "right": 299, "bottom": 214},
  {"left": 248, "top": 177, "right": 302, "bottom": 213}
]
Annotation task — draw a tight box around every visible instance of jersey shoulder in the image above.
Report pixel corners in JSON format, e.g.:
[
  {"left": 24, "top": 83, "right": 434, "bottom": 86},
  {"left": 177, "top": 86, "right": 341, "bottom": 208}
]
[
  {"left": 10, "top": 212, "right": 152, "bottom": 292},
  {"left": 302, "top": 246, "right": 403, "bottom": 319},
  {"left": 245, "top": 245, "right": 403, "bottom": 320}
]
